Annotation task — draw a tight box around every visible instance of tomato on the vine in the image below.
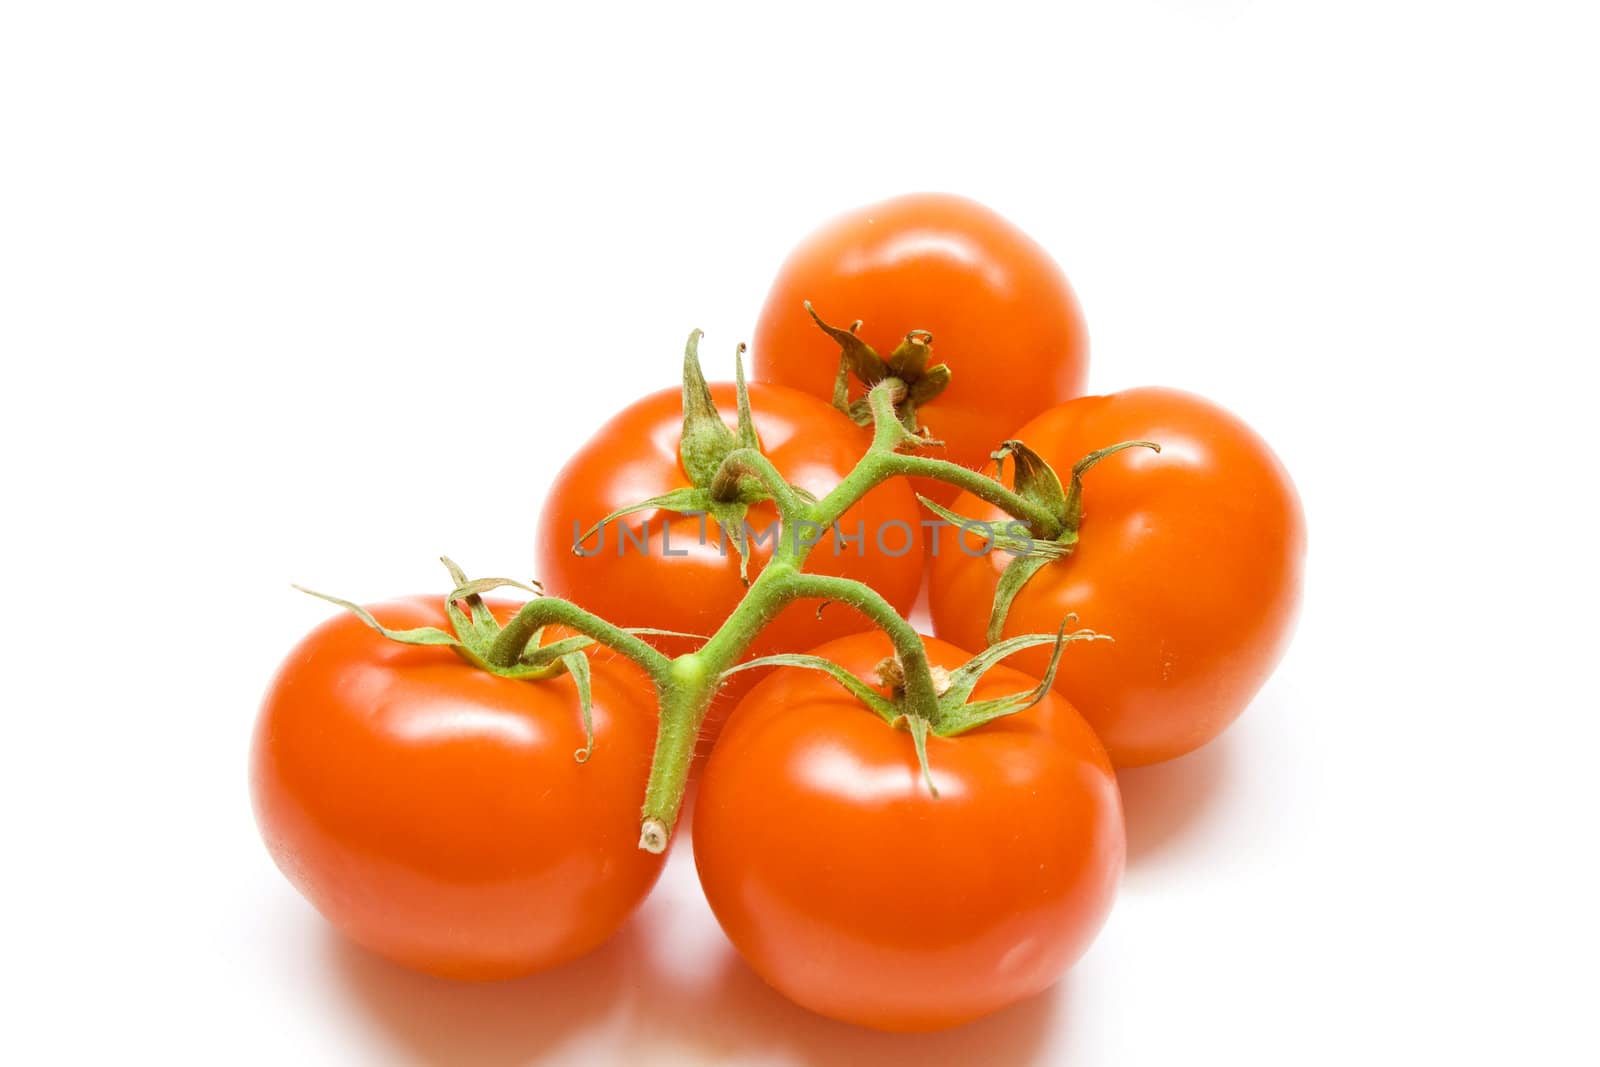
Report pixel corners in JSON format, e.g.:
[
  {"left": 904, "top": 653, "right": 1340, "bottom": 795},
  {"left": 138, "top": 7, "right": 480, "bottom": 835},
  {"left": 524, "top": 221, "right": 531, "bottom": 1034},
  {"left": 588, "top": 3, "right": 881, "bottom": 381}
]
[
  {"left": 693, "top": 631, "right": 1124, "bottom": 1032},
  {"left": 929, "top": 388, "right": 1306, "bottom": 766},
  {"left": 250, "top": 596, "right": 663, "bottom": 980},
  {"left": 751, "top": 192, "right": 1090, "bottom": 502},
  {"left": 534, "top": 381, "right": 924, "bottom": 725}
]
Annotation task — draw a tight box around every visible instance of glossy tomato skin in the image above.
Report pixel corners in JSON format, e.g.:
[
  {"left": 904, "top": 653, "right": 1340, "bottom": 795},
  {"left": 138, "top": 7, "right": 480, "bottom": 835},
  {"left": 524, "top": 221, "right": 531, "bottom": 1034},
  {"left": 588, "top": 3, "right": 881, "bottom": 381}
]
[
  {"left": 534, "top": 381, "right": 923, "bottom": 726},
  {"left": 250, "top": 597, "right": 664, "bottom": 981},
  {"left": 929, "top": 388, "right": 1306, "bottom": 767},
  {"left": 752, "top": 192, "right": 1089, "bottom": 502},
  {"left": 693, "top": 632, "right": 1124, "bottom": 1032}
]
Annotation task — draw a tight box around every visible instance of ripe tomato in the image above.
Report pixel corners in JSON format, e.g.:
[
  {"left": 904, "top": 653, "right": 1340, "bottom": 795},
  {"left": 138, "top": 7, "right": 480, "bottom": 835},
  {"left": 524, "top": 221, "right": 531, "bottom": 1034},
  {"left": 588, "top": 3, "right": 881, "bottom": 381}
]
[
  {"left": 534, "top": 381, "right": 924, "bottom": 727},
  {"left": 250, "top": 597, "right": 663, "bottom": 980},
  {"left": 693, "top": 631, "right": 1124, "bottom": 1032},
  {"left": 929, "top": 388, "right": 1306, "bottom": 766},
  {"left": 751, "top": 192, "right": 1090, "bottom": 502}
]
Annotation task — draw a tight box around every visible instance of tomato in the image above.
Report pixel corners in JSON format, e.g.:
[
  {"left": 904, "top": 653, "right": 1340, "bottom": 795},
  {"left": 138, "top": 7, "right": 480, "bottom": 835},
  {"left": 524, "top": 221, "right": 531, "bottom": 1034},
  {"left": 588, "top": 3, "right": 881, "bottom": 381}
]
[
  {"left": 929, "top": 388, "right": 1306, "bottom": 766},
  {"left": 751, "top": 192, "right": 1090, "bottom": 502},
  {"left": 534, "top": 381, "right": 924, "bottom": 728},
  {"left": 693, "top": 631, "right": 1124, "bottom": 1032},
  {"left": 250, "top": 596, "right": 663, "bottom": 980}
]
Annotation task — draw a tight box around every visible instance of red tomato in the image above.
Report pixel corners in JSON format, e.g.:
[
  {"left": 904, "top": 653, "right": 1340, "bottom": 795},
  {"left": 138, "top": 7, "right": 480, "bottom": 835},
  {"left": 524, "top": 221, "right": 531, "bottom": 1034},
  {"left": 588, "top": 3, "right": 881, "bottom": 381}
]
[
  {"left": 693, "top": 631, "right": 1124, "bottom": 1032},
  {"left": 534, "top": 381, "right": 924, "bottom": 728},
  {"left": 250, "top": 597, "right": 663, "bottom": 980},
  {"left": 929, "top": 388, "right": 1306, "bottom": 766},
  {"left": 752, "top": 192, "right": 1090, "bottom": 502}
]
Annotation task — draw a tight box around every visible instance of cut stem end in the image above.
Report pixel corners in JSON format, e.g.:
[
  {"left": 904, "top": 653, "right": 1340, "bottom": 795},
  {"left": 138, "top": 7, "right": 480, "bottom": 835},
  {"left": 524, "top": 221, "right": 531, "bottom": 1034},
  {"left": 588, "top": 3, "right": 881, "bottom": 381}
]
[{"left": 639, "top": 818, "right": 669, "bottom": 854}]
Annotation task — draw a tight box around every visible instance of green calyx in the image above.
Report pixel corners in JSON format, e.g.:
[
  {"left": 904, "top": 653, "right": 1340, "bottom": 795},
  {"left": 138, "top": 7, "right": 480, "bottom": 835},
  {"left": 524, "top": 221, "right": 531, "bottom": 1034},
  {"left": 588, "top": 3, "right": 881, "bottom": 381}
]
[
  {"left": 926, "top": 437, "right": 1162, "bottom": 644},
  {"left": 722, "top": 622, "right": 1109, "bottom": 796},
  {"left": 678, "top": 329, "right": 759, "bottom": 483},
  {"left": 805, "top": 302, "right": 951, "bottom": 439},
  {"left": 297, "top": 557, "right": 689, "bottom": 763},
  {"left": 572, "top": 330, "right": 813, "bottom": 583}
]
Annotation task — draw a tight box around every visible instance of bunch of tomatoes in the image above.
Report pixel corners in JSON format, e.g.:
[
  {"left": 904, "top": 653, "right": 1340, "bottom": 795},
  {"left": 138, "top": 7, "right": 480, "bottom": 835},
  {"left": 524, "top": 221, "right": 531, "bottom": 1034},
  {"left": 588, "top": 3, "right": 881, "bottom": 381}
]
[{"left": 251, "top": 193, "right": 1305, "bottom": 1033}]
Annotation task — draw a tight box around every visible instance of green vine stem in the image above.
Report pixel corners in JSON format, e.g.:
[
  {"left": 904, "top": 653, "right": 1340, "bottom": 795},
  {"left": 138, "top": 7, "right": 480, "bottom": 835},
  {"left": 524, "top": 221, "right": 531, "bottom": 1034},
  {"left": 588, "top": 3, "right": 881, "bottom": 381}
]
[
  {"left": 631, "top": 376, "right": 1050, "bottom": 851},
  {"left": 780, "top": 573, "right": 942, "bottom": 718},
  {"left": 880, "top": 454, "right": 1063, "bottom": 537},
  {"left": 487, "top": 598, "right": 675, "bottom": 685},
  {"left": 293, "top": 323, "right": 1139, "bottom": 860},
  {"left": 526, "top": 374, "right": 1109, "bottom": 854}
]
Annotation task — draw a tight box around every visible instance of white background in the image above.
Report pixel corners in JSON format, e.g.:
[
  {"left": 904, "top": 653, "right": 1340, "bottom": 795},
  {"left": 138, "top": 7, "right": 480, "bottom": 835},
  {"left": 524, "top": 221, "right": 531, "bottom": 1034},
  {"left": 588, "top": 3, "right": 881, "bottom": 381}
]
[{"left": 3, "top": 2, "right": 1597, "bottom": 1064}]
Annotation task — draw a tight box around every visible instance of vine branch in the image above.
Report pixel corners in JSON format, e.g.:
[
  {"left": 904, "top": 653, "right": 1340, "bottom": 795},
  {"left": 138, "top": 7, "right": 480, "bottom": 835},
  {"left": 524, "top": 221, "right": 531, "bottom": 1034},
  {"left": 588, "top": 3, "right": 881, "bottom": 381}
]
[{"left": 487, "top": 597, "right": 675, "bottom": 684}]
